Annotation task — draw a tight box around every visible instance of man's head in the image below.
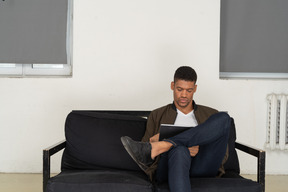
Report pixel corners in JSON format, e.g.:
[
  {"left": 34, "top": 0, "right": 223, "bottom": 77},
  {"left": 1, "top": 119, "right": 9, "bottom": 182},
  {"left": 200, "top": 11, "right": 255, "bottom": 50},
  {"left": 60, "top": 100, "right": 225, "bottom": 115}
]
[
  {"left": 171, "top": 66, "right": 197, "bottom": 113},
  {"left": 173, "top": 66, "right": 197, "bottom": 83}
]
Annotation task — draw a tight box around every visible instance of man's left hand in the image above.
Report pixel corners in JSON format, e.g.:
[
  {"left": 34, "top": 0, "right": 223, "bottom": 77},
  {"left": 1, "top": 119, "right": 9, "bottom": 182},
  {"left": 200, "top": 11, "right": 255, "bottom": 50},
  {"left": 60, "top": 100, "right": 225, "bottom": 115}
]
[{"left": 188, "top": 145, "right": 199, "bottom": 157}]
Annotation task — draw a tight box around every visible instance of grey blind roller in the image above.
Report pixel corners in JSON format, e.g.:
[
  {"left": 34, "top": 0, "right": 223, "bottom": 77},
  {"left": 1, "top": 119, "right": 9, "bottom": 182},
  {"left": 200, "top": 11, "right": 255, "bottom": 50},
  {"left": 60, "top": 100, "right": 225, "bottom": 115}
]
[
  {"left": 220, "top": 0, "right": 288, "bottom": 75},
  {"left": 0, "top": 0, "right": 68, "bottom": 64}
]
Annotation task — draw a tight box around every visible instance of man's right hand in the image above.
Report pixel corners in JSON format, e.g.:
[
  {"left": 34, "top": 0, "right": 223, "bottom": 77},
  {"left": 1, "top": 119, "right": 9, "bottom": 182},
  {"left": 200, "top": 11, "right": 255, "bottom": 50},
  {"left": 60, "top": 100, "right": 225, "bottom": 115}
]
[{"left": 149, "top": 133, "right": 159, "bottom": 143}]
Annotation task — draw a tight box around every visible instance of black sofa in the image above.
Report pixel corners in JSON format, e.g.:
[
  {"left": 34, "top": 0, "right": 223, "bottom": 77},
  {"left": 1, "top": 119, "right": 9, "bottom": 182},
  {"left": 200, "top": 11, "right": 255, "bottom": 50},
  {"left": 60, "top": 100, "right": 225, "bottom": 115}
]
[{"left": 43, "top": 110, "right": 265, "bottom": 192}]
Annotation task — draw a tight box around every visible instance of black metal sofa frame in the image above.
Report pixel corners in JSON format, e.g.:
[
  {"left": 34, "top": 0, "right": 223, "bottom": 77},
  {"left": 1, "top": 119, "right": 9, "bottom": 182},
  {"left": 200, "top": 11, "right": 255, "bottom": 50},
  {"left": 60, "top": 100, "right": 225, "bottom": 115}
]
[{"left": 43, "top": 110, "right": 265, "bottom": 192}]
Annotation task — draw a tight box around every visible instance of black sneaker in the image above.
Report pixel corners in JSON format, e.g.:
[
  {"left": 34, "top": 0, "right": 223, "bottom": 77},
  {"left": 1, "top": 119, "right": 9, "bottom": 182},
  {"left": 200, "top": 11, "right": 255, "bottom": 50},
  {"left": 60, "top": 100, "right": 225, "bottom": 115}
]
[{"left": 121, "top": 136, "right": 154, "bottom": 171}]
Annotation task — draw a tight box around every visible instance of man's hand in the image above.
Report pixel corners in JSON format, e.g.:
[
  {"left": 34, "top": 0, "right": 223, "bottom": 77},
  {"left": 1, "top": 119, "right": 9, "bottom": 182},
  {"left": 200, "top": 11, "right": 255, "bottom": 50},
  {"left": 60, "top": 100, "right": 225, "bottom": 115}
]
[
  {"left": 188, "top": 145, "right": 199, "bottom": 157},
  {"left": 149, "top": 133, "right": 159, "bottom": 143}
]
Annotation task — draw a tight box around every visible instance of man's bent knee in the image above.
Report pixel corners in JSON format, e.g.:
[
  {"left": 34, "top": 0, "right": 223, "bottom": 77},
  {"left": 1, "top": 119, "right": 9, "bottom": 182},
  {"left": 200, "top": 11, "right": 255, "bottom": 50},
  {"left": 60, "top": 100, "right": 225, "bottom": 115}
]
[{"left": 168, "top": 146, "right": 191, "bottom": 162}]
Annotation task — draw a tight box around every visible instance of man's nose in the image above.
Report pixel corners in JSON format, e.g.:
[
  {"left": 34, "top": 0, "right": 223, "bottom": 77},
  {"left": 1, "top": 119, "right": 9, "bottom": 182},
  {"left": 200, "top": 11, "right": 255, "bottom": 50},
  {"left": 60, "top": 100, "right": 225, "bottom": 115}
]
[{"left": 181, "top": 90, "right": 187, "bottom": 97}]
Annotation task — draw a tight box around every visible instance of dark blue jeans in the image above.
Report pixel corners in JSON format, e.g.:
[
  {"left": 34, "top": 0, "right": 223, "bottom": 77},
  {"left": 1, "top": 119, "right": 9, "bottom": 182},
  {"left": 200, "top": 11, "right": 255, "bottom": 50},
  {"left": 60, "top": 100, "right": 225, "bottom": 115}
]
[{"left": 155, "top": 112, "right": 231, "bottom": 192}]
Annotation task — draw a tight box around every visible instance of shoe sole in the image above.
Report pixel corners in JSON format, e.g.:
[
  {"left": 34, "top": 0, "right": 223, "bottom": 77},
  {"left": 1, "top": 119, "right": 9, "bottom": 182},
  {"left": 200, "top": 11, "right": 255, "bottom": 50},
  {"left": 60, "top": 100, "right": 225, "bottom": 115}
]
[{"left": 121, "top": 136, "right": 149, "bottom": 172}]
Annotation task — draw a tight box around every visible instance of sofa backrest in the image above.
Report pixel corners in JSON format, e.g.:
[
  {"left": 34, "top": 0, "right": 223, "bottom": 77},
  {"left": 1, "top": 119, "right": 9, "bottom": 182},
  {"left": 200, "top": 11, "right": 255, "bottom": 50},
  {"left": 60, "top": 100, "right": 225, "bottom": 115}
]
[
  {"left": 61, "top": 110, "right": 240, "bottom": 175},
  {"left": 61, "top": 111, "right": 149, "bottom": 172}
]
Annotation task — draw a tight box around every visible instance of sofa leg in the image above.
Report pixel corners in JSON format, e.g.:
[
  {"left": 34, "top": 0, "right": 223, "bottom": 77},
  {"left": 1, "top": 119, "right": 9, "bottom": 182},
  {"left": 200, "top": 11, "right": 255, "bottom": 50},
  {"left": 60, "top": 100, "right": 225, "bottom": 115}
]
[
  {"left": 43, "top": 150, "right": 50, "bottom": 192},
  {"left": 258, "top": 151, "right": 265, "bottom": 192}
]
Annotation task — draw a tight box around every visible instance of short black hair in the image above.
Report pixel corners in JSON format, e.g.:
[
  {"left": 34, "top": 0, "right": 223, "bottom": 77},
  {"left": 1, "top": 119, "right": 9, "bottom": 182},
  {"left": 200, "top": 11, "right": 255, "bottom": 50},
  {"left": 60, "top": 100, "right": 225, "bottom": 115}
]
[{"left": 174, "top": 66, "right": 197, "bottom": 83}]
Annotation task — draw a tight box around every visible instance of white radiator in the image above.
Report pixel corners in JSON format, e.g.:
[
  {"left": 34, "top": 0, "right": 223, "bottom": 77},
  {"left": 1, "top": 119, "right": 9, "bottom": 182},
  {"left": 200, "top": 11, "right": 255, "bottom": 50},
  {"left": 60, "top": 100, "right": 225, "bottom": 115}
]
[{"left": 266, "top": 94, "right": 288, "bottom": 150}]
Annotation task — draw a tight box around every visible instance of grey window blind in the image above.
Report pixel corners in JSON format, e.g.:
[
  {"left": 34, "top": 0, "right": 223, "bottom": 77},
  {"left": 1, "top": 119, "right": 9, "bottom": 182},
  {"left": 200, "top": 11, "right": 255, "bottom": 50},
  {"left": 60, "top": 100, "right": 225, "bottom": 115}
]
[
  {"left": 0, "top": 0, "right": 68, "bottom": 64},
  {"left": 220, "top": 0, "right": 288, "bottom": 78}
]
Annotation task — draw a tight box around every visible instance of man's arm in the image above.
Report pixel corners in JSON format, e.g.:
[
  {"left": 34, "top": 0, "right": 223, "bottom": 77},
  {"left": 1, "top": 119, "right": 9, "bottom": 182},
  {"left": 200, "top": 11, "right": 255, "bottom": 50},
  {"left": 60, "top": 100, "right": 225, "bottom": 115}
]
[{"left": 142, "top": 112, "right": 159, "bottom": 142}]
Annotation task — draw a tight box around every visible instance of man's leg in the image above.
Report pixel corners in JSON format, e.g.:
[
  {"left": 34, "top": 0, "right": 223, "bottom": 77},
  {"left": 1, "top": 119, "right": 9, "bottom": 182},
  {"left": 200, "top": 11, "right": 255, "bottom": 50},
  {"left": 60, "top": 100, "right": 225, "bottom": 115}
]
[
  {"left": 166, "top": 112, "right": 231, "bottom": 177},
  {"left": 165, "top": 112, "right": 231, "bottom": 149},
  {"left": 168, "top": 146, "right": 192, "bottom": 192},
  {"left": 156, "top": 146, "right": 192, "bottom": 192},
  {"left": 121, "top": 112, "right": 230, "bottom": 173},
  {"left": 155, "top": 112, "right": 230, "bottom": 192}
]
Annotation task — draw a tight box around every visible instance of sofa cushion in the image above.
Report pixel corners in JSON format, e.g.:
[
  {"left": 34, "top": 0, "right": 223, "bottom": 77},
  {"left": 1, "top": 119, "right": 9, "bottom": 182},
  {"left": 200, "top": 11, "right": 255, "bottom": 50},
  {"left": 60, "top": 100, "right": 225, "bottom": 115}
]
[
  {"left": 47, "top": 170, "right": 153, "bottom": 192},
  {"left": 223, "top": 118, "right": 240, "bottom": 174},
  {"left": 61, "top": 111, "right": 147, "bottom": 171},
  {"left": 155, "top": 178, "right": 262, "bottom": 192}
]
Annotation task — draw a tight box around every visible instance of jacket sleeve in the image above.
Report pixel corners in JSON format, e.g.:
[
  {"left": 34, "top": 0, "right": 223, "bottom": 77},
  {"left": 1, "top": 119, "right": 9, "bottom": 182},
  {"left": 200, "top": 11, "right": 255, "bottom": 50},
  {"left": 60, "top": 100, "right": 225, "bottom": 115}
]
[{"left": 141, "top": 111, "right": 158, "bottom": 142}]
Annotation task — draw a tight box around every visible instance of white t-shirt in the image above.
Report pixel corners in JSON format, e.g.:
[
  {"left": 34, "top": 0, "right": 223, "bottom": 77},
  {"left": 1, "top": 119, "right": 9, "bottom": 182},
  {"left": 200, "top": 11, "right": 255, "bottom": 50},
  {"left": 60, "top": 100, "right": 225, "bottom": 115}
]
[{"left": 174, "top": 109, "right": 198, "bottom": 127}]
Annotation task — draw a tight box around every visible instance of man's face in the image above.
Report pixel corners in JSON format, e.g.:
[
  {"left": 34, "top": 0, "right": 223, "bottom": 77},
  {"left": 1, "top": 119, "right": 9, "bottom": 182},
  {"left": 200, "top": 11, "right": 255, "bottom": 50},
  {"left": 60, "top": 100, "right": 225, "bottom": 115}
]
[{"left": 171, "top": 79, "right": 197, "bottom": 111}]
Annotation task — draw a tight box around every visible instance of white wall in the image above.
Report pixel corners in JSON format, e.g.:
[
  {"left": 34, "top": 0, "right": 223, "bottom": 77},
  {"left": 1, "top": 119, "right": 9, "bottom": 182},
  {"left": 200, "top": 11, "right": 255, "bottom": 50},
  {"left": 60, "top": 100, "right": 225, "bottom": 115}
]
[{"left": 0, "top": 0, "right": 287, "bottom": 175}]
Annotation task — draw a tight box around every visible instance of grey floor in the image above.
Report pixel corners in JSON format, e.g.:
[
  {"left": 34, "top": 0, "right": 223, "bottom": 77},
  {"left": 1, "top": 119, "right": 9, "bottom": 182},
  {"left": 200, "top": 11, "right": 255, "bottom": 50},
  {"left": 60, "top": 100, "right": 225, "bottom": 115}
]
[{"left": 0, "top": 173, "right": 287, "bottom": 192}]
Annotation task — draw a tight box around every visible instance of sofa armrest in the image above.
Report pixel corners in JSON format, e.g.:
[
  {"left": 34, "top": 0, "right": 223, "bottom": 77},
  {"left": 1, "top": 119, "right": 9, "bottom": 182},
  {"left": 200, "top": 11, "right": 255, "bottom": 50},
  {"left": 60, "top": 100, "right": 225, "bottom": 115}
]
[
  {"left": 235, "top": 142, "right": 265, "bottom": 192},
  {"left": 43, "top": 140, "right": 66, "bottom": 192}
]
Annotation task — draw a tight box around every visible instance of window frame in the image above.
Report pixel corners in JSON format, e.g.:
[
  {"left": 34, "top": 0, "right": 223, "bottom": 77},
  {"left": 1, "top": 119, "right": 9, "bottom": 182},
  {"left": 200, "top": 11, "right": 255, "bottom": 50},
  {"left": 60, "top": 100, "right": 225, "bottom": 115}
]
[
  {"left": 219, "top": 0, "right": 288, "bottom": 80},
  {"left": 0, "top": 0, "right": 73, "bottom": 78}
]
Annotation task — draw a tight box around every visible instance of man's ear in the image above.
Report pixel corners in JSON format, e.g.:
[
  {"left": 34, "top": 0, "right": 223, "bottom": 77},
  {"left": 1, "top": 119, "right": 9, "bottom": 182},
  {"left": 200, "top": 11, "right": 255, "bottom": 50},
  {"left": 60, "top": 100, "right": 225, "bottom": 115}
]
[{"left": 171, "top": 81, "right": 175, "bottom": 90}]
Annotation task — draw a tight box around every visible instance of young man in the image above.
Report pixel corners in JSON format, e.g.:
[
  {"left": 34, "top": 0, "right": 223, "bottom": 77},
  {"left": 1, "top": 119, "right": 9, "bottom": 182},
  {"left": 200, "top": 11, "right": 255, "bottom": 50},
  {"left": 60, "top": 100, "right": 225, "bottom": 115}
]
[{"left": 121, "top": 66, "right": 230, "bottom": 192}]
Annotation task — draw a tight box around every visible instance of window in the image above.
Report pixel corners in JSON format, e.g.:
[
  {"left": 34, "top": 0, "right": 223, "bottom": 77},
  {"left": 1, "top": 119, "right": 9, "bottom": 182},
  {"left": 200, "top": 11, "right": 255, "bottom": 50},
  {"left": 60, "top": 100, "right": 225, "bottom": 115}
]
[
  {"left": 0, "top": 0, "right": 73, "bottom": 77},
  {"left": 220, "top": 0, "right": 288, "bottom": 79}
]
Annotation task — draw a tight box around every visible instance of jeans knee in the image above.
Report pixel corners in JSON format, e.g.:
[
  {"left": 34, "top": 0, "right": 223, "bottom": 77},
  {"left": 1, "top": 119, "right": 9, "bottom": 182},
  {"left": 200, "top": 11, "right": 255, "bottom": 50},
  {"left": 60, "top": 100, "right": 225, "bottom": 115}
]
[
  {"left": 218, "top": 112, "right": 230, "bottom": 122},
  {"left": 217, "top": 112, "right": 231, "bottom": 131},
  {"left": 168, "top": 146, "right": 191, "bottom": 172},
  {"left": 168, "top": 146, "right": 190, "bottom": 161}
]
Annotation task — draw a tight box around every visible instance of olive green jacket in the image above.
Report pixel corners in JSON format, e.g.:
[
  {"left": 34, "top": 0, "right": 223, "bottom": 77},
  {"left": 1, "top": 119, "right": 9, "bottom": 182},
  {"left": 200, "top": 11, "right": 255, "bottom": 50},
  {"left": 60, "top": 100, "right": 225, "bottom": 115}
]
[{"left": 141, "top": 101, "right": 228, "bottom": 181}]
